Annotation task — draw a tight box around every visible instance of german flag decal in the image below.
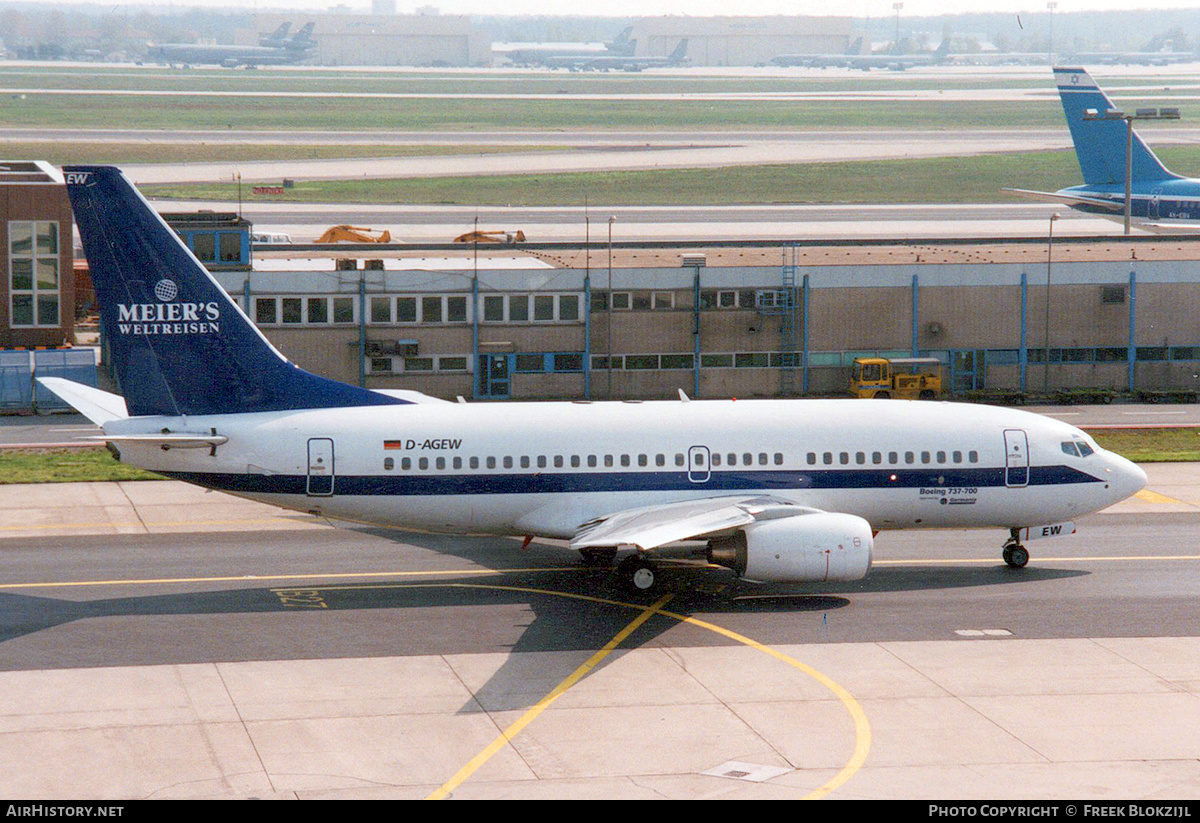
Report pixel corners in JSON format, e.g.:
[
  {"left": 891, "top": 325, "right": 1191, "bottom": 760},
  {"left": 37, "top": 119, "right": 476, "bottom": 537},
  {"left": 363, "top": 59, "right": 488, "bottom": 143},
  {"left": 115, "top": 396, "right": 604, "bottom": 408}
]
[{"left": 384, "top": 440, "right": 405, "bottom": 450}]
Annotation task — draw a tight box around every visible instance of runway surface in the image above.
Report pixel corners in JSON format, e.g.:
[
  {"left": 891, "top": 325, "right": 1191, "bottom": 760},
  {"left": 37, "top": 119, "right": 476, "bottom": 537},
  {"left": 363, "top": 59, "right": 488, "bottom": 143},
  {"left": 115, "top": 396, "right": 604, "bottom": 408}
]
[{"left": 0, "top": 465, "right": 1197, "bottom": 799}]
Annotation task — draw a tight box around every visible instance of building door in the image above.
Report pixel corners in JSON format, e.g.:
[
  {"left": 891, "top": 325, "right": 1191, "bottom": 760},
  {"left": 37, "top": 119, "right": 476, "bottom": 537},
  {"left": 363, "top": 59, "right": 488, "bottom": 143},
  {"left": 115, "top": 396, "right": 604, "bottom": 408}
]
[
  {"left": 478, "top": 354, "right": 510, "bottom": 398},
  {"left": 307, "top": 438, "right": 335, "bottom": 496},
  {"left": 1003, "top": 429, "right": 1029, "bottom": 488}
]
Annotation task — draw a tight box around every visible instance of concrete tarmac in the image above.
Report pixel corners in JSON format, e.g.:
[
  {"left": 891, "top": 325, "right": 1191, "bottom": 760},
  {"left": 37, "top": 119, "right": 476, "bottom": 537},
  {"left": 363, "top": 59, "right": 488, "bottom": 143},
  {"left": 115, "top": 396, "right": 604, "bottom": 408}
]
[{"left": 0, "top": 464, "right": 1197, "bottom": 799}]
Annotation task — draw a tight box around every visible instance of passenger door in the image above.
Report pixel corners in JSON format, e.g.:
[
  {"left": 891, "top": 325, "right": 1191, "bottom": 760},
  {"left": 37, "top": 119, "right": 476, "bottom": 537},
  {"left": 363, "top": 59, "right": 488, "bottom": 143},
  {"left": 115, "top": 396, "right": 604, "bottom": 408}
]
[
  {"left": 1003, "top": 429, "right": 1029, "bottom": 488},
  {"left": 307, "top": 437, "right": 335, "bottom": 496}
]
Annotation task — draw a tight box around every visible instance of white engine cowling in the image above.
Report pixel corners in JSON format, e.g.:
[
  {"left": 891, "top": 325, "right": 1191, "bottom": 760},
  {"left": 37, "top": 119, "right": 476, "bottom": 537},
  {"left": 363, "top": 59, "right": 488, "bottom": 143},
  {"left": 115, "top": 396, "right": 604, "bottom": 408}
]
[{"left": 707, "top": 513, "right": 874, "bottom": 583}]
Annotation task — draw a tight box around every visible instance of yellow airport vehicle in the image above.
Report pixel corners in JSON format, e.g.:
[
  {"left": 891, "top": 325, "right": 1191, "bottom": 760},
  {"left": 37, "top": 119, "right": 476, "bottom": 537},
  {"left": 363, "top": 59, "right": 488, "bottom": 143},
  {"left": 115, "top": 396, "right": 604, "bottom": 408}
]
[{"left": 850, "top": 357, "right": 943, "bottom": 400}]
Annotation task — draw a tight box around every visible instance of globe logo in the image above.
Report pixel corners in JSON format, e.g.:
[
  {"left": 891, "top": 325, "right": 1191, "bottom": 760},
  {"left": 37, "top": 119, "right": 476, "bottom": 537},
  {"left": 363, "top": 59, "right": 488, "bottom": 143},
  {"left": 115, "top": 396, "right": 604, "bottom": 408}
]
[{"left": 153, "top": 279, "right": 179, "bottom": 302}]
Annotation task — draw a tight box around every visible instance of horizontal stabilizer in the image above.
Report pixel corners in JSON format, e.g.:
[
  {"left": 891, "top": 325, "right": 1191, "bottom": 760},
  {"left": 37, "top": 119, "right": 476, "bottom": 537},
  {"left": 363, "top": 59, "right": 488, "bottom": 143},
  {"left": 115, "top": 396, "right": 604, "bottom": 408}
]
[
  {"left": 88, "top": 433, "right": 229, "bottom": 450},
  {"left": 372, "top": 389, "right": 454, "bottom": 405},
  {"left": 36, "top": 377, "right": 128, "bottom": 425},
  {"left": 1001, "top": 187, "right": 1125, "bottom": 212}
]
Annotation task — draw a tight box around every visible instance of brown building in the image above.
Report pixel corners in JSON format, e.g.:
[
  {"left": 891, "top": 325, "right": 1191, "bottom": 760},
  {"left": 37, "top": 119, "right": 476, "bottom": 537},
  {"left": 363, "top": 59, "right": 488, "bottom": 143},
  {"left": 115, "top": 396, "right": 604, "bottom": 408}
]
[{"left": 1, "top": 161, "right": 74, "bottom": 348}]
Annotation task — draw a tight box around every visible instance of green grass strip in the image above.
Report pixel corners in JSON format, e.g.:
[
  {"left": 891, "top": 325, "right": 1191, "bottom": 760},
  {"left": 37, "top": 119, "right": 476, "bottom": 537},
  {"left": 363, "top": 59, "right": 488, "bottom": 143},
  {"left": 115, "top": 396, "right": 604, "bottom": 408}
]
[{"left": 140, "top": 145, "right": 1200, "bottom": 207}]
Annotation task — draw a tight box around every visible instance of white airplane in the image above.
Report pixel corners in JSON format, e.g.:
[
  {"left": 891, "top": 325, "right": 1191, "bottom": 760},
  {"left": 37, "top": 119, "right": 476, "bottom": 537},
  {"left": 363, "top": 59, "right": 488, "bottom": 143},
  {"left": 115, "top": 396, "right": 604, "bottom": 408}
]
[{"left": 44, "top": 166, "right": 1147, "bottom": 593}]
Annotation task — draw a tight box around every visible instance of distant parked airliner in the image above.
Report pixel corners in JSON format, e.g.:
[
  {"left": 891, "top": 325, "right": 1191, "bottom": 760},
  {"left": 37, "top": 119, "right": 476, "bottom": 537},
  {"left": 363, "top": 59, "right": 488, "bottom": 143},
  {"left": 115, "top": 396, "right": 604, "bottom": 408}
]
[{"left": 1008, "top": 67, "right": 1200, "bottom": 230}]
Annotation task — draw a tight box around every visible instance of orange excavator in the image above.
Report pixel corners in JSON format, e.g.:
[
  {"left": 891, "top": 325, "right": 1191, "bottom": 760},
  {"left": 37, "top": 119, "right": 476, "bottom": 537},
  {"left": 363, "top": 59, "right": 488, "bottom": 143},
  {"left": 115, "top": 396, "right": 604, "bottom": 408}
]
[
  {"left": 315, "top": 225, "right": 392, "bottom": 243},
  {"left": 453, "top": 230, "right": 526, "bottom": 244}
]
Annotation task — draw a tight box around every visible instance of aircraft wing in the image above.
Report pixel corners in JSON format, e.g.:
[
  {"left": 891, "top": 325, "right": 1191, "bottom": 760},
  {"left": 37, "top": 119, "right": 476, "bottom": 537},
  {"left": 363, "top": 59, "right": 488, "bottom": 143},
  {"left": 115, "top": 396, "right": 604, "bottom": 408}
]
[
  {"left": 1001, "top": 187, "right": 1125, "bottom": 212},
  {"left": 570, "top": 495, "right": 822, "bottom": 551}
]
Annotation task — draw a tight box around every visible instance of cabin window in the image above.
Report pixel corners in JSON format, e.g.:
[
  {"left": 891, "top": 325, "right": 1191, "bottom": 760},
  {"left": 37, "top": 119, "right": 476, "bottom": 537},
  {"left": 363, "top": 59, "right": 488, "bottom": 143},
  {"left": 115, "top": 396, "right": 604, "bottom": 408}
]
[
  {"left": 675, "top": 454, "right": 685, "bottom": 466},
  {"left": 711, "top": 453, "right": 722, "bottom": 467},
  {"left": 436, "top": 457, "right": 445, "bottom": 470},
  {"left": 758, "top": 453, "right": 768, "bottom": 465},
  {"left": 856, "top": 452, "right": 866, "bottom": 465},
  {"left": 839, "top": 452, "right": 849, "bottom": 465},
  {"left": 953, "top": 451, "right": 962, "bottom": 463},
  {"left": 537, "top": 456, "right": 547, "bottom": 468},
  {"left": 620, "top": 454, "right": 631, "bottom": 467},
  {"left": 872, "top": 452, "right": 882, "bottom": 465},
  {"left": 520, "top": 456, "right": 530, "bottom": 468},
  {"left": 453, "top": 457, "right": 462, "bottom": 469},
  {"left": 555, "top": 455, "right": 564, "bottom": 468},
  {"left": 419, "top": 457, "right": 429, "bottom": 470},
  {"left": 774, "top": 453, "right": 783, "bottom": 465},
  {"left": 968, "top": 450, "right": 979, "bottom": 463},
  {"left": 728, "top": 453, "right": 738, "bottom": 465},
  {"left": 905, "top": 452, "right": 915, "bottom": 464},
  {"left": 921, "top": 451, "right": 931, "bottom": 464},
  {"left": 503, "top": 456, "right": 513, "bottom": 469},
  {"left": 384, "top": 458, "right": 394, "bottom": 470},
  {"left": 656, "top": 454, "right": 666, "bottom": 467},
  {"left": 588, "top": 455, "right": 598, "bottom": 468},
  {"left": 638, "top": 454, "right": 648, "bottom": 467},
  {"left": 889, "top": 451, "right": 898, "bottom": 464},
  {"left": 487, "top": 457, "right": 496, "bottom": 469},
  {"left": 604, "top": 455, "right": 614, "bottom": 467},
  {"left": 936, "top": 451, "right": 946, "bottom": 464},
  {"left": 401, "top": 457, "right": 411, "bottom": 470},
  {"left": 571, "top": 456, "right": 580, "bottom": 468},
  {"left": 823, "top": 452, "right": 833, "bottom": 465},
  {"left": 807, "top": 452, "right": 817, "bottom": 465}
]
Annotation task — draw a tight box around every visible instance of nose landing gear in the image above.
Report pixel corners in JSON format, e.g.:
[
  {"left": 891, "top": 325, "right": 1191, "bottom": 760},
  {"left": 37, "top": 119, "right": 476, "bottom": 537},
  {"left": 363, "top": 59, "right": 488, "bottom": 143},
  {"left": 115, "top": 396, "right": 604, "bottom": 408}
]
[{"left": 1002, "top": 528, "right": 1029, "bottom": 568}]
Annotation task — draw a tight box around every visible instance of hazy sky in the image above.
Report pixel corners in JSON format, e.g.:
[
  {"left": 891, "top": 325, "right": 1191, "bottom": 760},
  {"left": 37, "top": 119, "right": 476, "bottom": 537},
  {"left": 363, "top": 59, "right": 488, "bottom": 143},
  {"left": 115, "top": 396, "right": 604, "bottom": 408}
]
[{"left": 61, "top": 0, "right": 1200, "bottom": 15}]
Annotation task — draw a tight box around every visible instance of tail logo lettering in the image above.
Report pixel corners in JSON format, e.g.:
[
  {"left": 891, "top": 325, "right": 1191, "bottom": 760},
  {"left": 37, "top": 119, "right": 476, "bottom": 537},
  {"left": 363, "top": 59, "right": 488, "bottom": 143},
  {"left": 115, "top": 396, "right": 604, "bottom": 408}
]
[
  {"left": 117, "top": 297, "right": 221, "bottom": 336},
  {"left": 64, "top": 171, "right": 92, "bottom": 186}
]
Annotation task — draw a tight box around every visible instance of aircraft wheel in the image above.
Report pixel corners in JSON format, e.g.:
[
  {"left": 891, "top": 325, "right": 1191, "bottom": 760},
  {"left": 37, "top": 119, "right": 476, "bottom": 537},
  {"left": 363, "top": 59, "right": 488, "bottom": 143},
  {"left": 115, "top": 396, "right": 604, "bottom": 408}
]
[
  {"left": 1003, "top": 545, "right": 1030, "bottom": 568},
  {"left": 618, "top": 555, "right": 659, "bottom": 594}
]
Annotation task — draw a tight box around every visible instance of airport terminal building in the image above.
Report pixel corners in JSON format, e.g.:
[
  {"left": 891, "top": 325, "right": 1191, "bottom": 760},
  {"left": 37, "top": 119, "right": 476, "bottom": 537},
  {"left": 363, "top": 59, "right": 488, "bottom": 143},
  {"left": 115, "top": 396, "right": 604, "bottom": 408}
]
[{"left": 215, "top": 241, "right": 1200, "bottom": 402}]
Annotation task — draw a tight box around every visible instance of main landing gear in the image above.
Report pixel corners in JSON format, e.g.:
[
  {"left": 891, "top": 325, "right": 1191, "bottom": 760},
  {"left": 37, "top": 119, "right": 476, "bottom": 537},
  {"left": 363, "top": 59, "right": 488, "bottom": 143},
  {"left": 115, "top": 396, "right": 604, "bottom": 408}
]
[
  {"left": 581, "top": 549, "right": 662, "bottom": 594},
  {"left": 617, "top": 555, "right": 659, "bottom": 593},
  {"left": 1002, "top": 528, "right": 1030, "bottom": 568}
]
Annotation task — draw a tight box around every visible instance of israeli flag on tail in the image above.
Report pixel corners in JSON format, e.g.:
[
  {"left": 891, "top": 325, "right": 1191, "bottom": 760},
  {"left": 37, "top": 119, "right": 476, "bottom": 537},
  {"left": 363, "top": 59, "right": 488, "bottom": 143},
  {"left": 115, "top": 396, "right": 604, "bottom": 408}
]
[{"left": 1053, "top": 67, "right": 1179, "bottom": 186}]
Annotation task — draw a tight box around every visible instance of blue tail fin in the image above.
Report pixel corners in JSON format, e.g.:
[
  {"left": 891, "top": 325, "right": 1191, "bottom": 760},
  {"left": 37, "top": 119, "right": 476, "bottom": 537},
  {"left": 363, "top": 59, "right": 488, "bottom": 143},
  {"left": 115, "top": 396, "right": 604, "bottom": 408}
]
[
  {"left": 64, "top": 165, "right": 406, "bottom": 417},
  {"left": 1054, "top": 67, "right": 1179, "bottom": 186}
]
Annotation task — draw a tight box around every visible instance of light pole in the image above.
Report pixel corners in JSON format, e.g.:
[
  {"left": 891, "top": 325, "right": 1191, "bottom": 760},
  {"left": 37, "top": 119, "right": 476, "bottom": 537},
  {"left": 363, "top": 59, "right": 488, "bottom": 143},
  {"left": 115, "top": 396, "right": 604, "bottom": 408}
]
[
  {"left": 607, "top": 216, "right": 615, "bottom": 399},
  {"left": 1046, "top": 1, "right": 1057, "bottom": 65},
  {"left": 892, "top": 2, "right": 903, "bottom": 51},
  {"left": 1043, "top": 212, "right": 1059, "bottom": 396},
  {"left": 1083, "top": 105, "right": 1181, "bottom": 235}
]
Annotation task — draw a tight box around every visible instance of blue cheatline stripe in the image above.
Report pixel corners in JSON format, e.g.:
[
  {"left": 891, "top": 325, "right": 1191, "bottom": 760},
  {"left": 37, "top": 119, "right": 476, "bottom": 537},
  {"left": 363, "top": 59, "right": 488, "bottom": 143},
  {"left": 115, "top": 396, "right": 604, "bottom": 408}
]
[{"left": 158, "top": 465, "right": 1103, "bottom": 497}]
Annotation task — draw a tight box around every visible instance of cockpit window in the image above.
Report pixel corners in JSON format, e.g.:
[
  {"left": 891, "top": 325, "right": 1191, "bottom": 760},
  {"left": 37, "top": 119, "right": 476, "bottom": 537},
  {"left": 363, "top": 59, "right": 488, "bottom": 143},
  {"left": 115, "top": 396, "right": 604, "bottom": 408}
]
[
  {"left": 1077, "top": 441, "right": 1095, "bottom": 457},
  {"left": 1061, "top": 441, "right": 1080, "bottom": 457}
]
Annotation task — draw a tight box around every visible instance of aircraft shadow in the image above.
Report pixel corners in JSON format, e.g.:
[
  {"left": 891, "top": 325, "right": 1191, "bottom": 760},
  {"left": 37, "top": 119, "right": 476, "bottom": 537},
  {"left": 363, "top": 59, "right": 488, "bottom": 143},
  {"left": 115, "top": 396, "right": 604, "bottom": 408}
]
[{"left": 0, "top": 559, "right": 1087, "bottom": 714}]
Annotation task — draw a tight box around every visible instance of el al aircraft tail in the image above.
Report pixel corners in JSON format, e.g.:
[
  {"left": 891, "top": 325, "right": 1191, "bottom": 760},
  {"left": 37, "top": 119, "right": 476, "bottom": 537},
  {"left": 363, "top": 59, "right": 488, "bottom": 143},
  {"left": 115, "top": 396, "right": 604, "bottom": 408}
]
[
  {"left": 1054, "top": 67, "right": 1179, "bottom": 186},
  {"left": 63, "top": 165, "right": 406, "bottom": 417}
]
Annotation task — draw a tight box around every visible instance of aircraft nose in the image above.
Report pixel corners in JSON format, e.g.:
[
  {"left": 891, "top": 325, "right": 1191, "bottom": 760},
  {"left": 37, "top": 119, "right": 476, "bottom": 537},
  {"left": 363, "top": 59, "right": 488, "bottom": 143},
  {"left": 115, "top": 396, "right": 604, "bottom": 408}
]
[{"left": 1106, "top": 453, "right": 1147, "bottom": 503}]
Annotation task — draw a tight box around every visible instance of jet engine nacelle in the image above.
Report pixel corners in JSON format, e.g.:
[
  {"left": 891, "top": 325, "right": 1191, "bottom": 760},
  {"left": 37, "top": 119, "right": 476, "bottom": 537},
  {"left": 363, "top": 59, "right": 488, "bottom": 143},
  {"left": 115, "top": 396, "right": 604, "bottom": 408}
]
[{"left": 707, "top": 513, "right": 873, "bottom": 583}]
